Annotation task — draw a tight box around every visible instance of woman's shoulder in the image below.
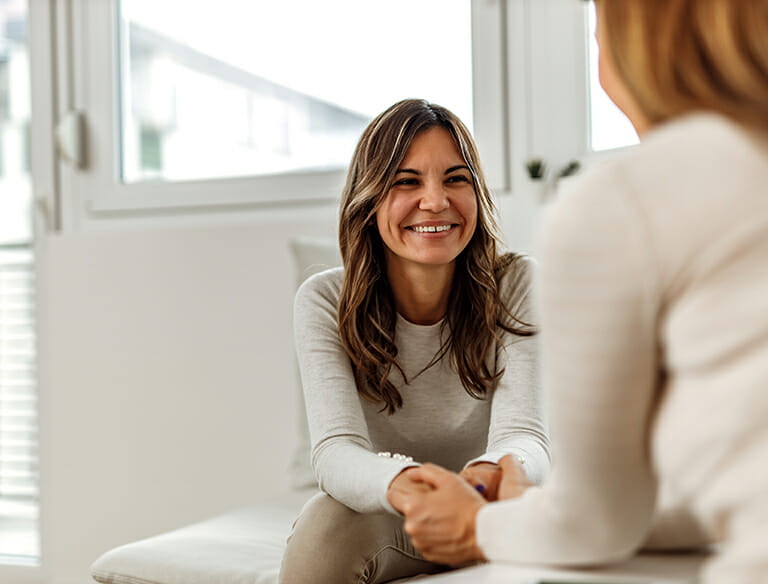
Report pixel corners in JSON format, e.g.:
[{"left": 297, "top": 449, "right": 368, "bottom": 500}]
[
  {"left": 565, "top": 114, "right": 765, "bottom": 203},
  {"left": 549, "top": 113, "right": 768, "bottom": 242},
  {"left": 642, "top": 112, "right": 761, "bottom": 155}
]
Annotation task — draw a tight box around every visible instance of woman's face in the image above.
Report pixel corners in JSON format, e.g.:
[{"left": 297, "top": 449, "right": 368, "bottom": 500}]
[{"left": 375, "top": 126, "right": 478, "bottom": 275}]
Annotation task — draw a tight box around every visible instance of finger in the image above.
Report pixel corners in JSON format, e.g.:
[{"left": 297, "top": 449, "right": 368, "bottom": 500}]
[
  {"left": 501, "top": 455, "right": 532, "bottom": 485},
  {"left": 388, "top": 488, "right": 409, "bottom": 514},
  {"left": 498, "top": 454, "right": 520, "bottom": 475},
  {"left": 460, "top": 470, "right": 486, "bottom": 485},
  {"left": 458, "top": 471, "right": 484, "bottom": 489},
  {"left": 417, "top": 540, "right": 477, "bottom": 566},
  {"left": 498, "top": 455, "right": 533, "bottom": 500},
  {"left": 390, "top": 487, "right": 430, "bottom": 516},
  {"left": 406, "top": 463, "right": 455, "bottom": 487},
  {"left": 408, "top": 526, "right": 466, "bottom": 545},
  {"left": 404, "top": 511, "right": 463, "bottom": 541},
  {"left": 402, "top": 466, "right": 423, "bottom": 480},
  {"left": 410, "top": 533, "right": 459, "bottom": 555},
  {"left": 483, "top": 472, "right": 501, "bottom": 498}
]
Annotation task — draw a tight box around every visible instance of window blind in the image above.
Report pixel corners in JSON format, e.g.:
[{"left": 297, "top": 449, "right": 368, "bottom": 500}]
[{"left": 0, "top": 244, "right": 38, "bottom": 559}]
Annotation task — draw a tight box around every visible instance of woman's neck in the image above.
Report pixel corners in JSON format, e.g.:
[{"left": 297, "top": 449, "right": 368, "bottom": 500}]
[{"left": 386, "top": 261, "right": 455, "bottom": 326}]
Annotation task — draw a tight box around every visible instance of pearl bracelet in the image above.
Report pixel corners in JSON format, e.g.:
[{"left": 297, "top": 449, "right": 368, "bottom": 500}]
[{"left": 377, "top": 451, "right": 414, "bottom": 463}]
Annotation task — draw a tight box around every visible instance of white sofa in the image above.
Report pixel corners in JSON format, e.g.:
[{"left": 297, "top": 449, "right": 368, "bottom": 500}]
[{"left": 90, "top": 489, "right": 316, "bottom": 584}]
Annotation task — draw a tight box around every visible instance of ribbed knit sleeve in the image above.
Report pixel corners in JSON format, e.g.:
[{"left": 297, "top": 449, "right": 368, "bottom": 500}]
[
  {"left": 476, "top": 166, "right": 659, "bottom": 565},
  {"left": 293, "top": 269, "right": 417, "bottom": 514},
  {"left": 464, "top": 257, "right": 551, "bottom": 486}
]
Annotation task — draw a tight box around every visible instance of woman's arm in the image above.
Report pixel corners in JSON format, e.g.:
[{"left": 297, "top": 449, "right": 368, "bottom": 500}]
[
  {"left": 294, "top": 269, "right": 417, "bottom": 514},
  {"left": 463, "top": 257, "right": 551, "bottom": 488},
  {"left": 475, "top": 166, "right": 661, "bottom": 565}
]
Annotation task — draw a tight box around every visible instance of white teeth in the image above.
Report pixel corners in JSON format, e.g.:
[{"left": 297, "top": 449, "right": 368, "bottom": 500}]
[{"left": 411, "top": 224, "right": 452, "bottom": 233}]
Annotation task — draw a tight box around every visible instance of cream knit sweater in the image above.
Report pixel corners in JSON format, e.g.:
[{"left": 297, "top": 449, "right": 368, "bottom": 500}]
[{"left": 476, "top": 114, "right": 768, "bottom": 583}]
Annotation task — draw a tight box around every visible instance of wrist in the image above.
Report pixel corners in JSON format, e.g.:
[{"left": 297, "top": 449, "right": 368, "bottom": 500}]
[
  {"left": 471, "top": 501, "right": 488, "bottom": 561},
  {"left": 465, "top": 499, "right": 488, "bottom": 563}
]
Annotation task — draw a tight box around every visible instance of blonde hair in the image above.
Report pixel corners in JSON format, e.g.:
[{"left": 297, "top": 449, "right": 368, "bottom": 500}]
[
  {"left": 337, "top": 99, "right": 533, "bottom": 414},
  {"left": 596, "top": 0, "right": 768, "bottom": 131}
]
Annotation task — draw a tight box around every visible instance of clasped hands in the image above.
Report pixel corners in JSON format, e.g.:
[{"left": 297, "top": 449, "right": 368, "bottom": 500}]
[{"left": 386, "top": 454, "right": 531, "bottom": 566}]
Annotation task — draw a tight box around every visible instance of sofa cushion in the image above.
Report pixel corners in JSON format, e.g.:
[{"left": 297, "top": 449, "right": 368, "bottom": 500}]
[
  {"left": 289, "top": 236, "right": 342, "bottom": 286},
  {"left": 287, "top": 236, "right": 342, "bottom": 489},
  {"left": 91, "top": 489, "right": 316, "bottom": 584}
]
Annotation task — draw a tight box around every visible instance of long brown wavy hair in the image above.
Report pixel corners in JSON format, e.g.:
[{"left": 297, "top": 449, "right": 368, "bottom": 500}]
[{"left": 337, "top": 99, "right": 534, "bottom": 414}]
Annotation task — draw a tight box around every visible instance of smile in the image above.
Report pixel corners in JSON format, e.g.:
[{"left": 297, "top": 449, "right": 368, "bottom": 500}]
[{"left": 407, "top": 224, "right": 454, "bottom": 233}]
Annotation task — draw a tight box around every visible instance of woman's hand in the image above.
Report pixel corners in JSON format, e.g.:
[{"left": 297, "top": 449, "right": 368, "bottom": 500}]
[
  {"left": 386, "top": 467, "right": 432, "bottom": 513},
  {"left": 497, "top": 454, "right": 532, "bottom": 500},
  {"left": 459, "top": 462, "right": 501, "bottom": 501},
  {"left": 389, "top": 463, "right": 487, "bottom": 566}
]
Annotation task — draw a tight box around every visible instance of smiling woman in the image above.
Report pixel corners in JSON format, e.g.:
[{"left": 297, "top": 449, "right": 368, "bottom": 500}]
[{"left": 280, "top": 99, "right": 551, "bottom": 583}]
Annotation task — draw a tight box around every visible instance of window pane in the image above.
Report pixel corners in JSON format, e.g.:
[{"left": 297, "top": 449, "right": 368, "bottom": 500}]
[
  {"left": 119, "top": 0, "right": 473, "bottom": 183},
  {"left": 0, "top": 0, "right": 39, "bottom": 564},
  {"left": 587, "top": 4, "right": 638, "bottom": 152}
]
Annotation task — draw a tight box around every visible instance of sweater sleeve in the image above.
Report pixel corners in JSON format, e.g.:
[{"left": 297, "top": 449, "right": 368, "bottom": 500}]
[
  {"left": 293, "top": 270, "right": 417, "bottom": 515},
  {"left": 476, "top": 166, "right": 660, "bottom": 565},
  {"left": 464, "top": 257, "right": 551, "bottom": 485}
]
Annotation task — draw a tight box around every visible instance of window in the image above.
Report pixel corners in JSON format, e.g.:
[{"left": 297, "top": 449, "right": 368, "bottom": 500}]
[
  {"left": 0, "top": 245, "right": 36, "bottom": 564},
  {"left": 0, "top": 0, "right": 39, "bottom": 564},
  {"left": 119, "top": 0, "right": 475, "bottom": 184},
  {"left": 586, "top": 2, "right": 638, "bottom": 152},
  {"left": 138, "top": 124, "right": 163, "bottom": 173},
  {"left": 514, "top": 0, "right": 640, "bottom": 193},
  {"left": 61, "top": 0, "right": 492, "bottom": 214}
]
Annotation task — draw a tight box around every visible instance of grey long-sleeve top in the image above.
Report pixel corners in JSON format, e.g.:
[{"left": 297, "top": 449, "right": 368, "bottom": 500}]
[{"left": 293, "top": 258, "right": 551, "bottom": 514}]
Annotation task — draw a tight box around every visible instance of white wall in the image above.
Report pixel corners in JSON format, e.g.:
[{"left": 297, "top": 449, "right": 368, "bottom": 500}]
[{"left": 37, "top": 205, "right": 338, "bottom": 584}]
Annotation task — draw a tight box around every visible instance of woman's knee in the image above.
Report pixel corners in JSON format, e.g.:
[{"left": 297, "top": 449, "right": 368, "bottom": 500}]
[{"left": 279, "top": 492, "right": 394, "bottom": 584}]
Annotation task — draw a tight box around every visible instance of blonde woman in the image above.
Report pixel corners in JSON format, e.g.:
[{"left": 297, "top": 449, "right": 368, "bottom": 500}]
[
  {"left": 279, "top": 99, "right": 550, "bottom": 583},
  {"left": 393, "top": 1, "right": 768, "bottom": 583}
]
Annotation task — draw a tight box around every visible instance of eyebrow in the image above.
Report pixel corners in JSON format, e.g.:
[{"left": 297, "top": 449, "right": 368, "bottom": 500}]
[{"left": 394, "top": 165, "right": 471, "bottom": 175}]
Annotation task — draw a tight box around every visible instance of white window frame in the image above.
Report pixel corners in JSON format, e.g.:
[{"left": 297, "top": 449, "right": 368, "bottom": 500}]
[
  {"left": 515, "top": 0, "right": 640, "bottom": 176},
  {"left": 0, "top": 0, "right": 56, "bottom": 579},
  {"left": 506, "top": 0, "right": 592, "bottom": 193},
  {"left": 52, "top": 0, "right": 513, "bottom": 225}
]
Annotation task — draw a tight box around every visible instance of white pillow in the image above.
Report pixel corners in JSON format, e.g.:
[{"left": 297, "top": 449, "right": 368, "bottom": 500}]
[
  {"left": 289, "top": 235, "right": 342, "bottom": 287},
  {"left": 287, "top": 236, "right": 341, "bottom": 489}
]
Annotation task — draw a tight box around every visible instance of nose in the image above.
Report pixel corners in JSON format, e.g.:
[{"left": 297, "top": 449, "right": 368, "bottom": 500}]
[{"left": 418, "top": 181, "right": 450, "bottom": 213}]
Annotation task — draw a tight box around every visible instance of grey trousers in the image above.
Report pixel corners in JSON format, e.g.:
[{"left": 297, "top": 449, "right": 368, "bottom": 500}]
[{"left": 278, "top": 492, "right": 450, "bottom": 584}]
